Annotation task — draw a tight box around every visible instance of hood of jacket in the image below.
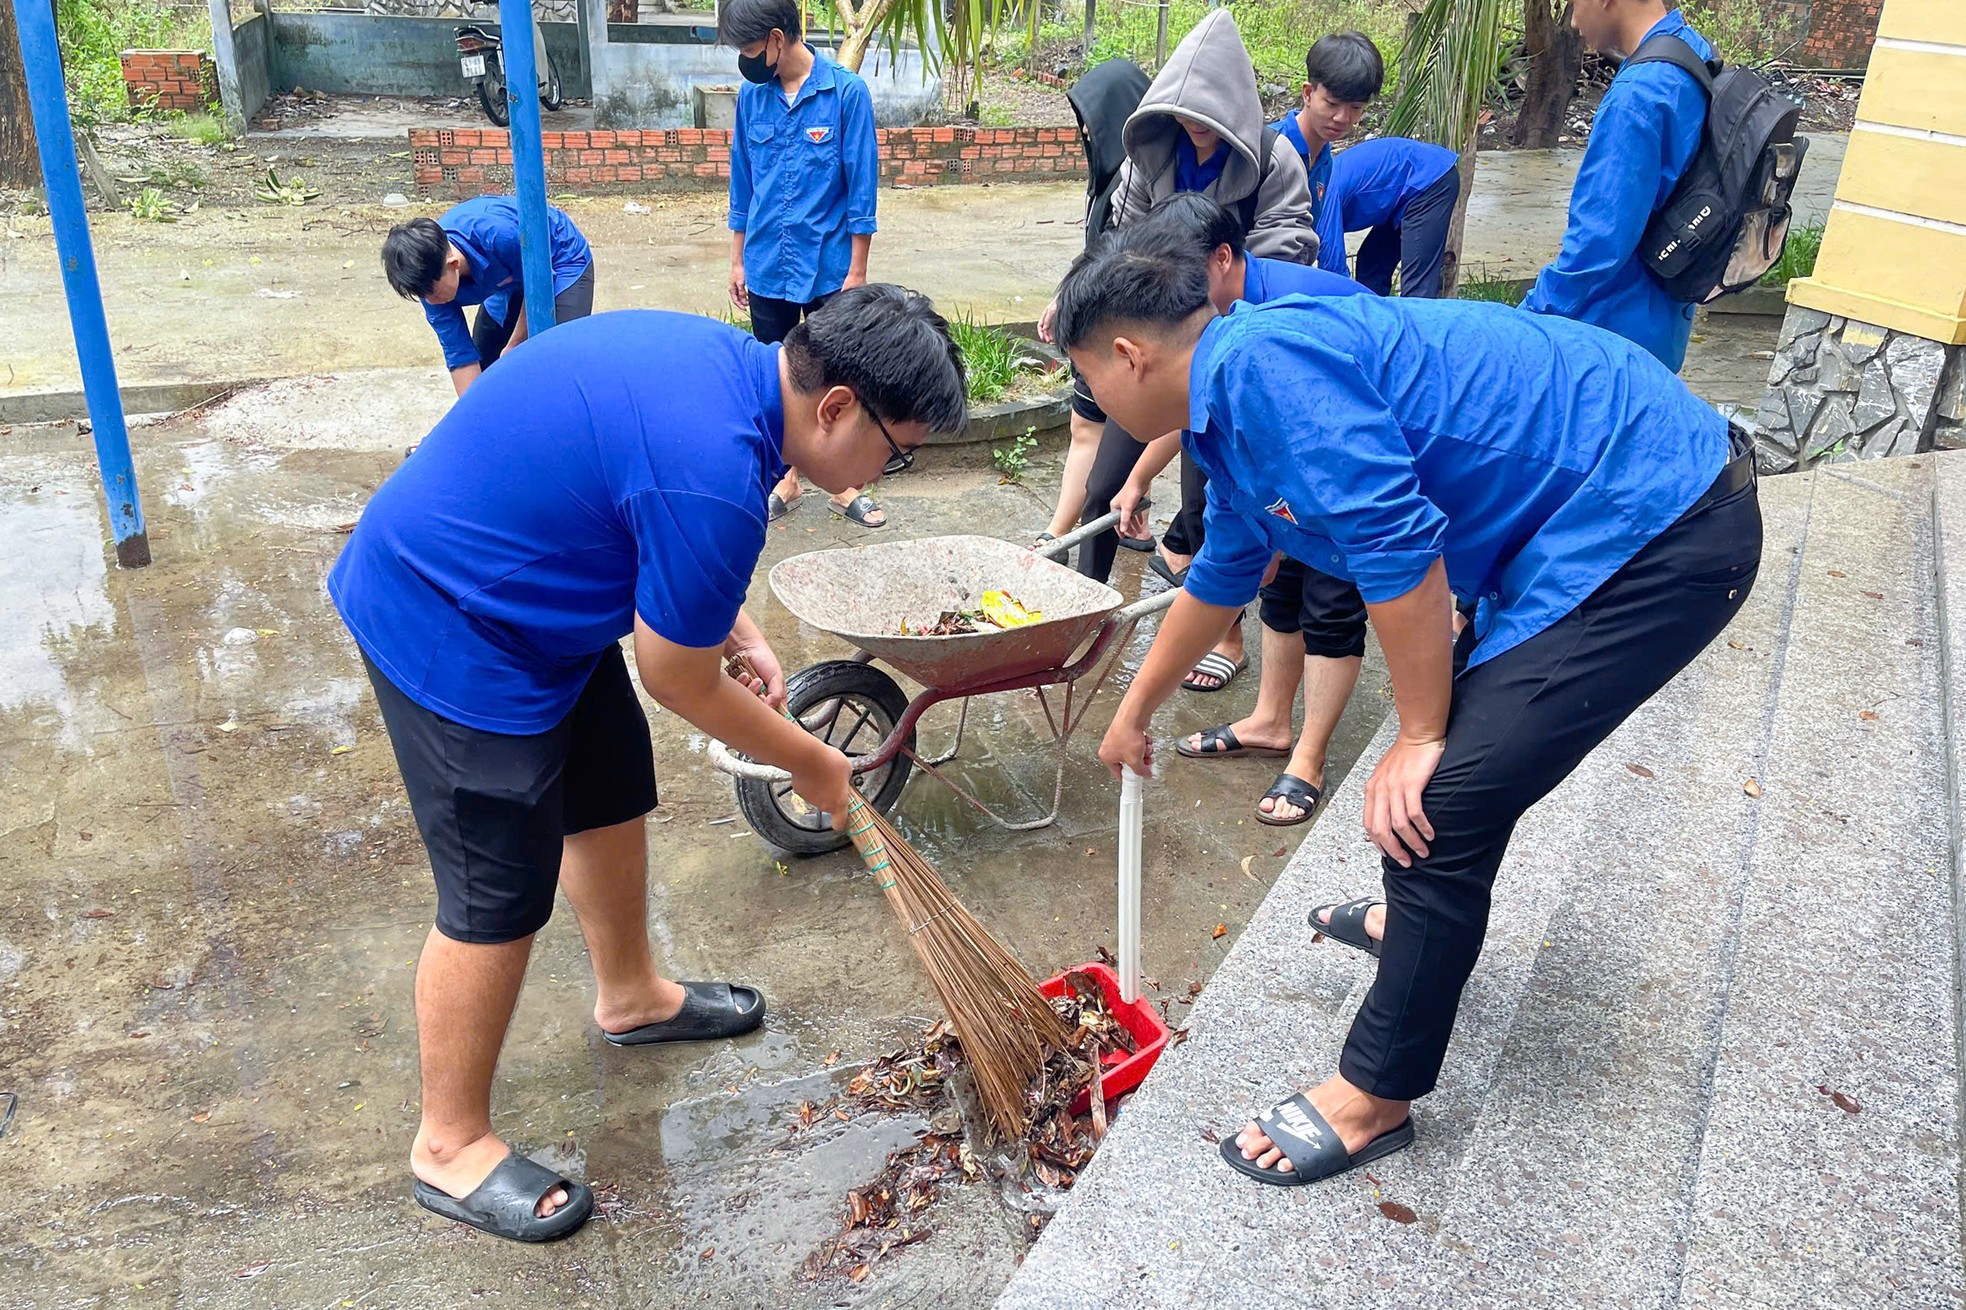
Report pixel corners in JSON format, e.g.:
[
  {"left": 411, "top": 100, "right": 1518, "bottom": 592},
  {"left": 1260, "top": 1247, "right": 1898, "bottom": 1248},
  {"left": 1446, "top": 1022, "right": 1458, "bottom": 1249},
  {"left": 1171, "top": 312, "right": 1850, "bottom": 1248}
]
[
  {"left": 1121, "top": 10, "right": 1267, "bottom": 202},
  {"left": 1069, "top": 58, "right": 1152, "bottom": 194}
]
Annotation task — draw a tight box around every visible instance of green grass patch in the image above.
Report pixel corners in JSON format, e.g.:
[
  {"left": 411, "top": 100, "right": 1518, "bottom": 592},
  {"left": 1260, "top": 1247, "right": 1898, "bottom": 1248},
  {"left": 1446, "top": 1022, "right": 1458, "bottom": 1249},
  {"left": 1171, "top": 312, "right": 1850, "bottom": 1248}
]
[
  {"left": 950, "top": 312, "right": 1027, "bottom": 403},
  {"left": 1759, "top": 222, "right": 1823, "bottom": 288},
  {"left": 57, "top": 0, "right": 212, "bottom": 122},
  {"left": 170, "top": 111, "right": 230, "bottom": 147},
  {"left": 1456, "top": 276, "right": 1528, "bottom": 306}
]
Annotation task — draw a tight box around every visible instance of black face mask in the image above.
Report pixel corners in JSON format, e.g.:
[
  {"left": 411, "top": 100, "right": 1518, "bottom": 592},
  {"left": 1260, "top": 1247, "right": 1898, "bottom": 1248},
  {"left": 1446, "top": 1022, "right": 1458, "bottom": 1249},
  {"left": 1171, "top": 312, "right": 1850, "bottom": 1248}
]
[{"left": 737, "top": 36, "right": 780, "bottom": 85}]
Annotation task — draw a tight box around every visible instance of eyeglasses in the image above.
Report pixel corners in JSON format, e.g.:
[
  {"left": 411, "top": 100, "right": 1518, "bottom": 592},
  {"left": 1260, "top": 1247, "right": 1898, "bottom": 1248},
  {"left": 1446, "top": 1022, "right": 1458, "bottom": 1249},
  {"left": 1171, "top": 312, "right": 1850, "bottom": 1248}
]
[{"left": 869, "top": 406, "right": 916, "bottom": 476}]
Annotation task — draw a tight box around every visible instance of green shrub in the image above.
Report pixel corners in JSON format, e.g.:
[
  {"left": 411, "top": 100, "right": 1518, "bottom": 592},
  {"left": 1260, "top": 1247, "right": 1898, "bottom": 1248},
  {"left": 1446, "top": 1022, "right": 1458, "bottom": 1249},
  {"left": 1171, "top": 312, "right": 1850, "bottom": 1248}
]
[
  {"left": 56, "top": 0, "right": 210, "bottom": 122},
  {"left": 949, "top": 312, "right": 1025, "bottom": 403},
  {"left": 172, "top": 111, "right": 230, "bottom": 147},
  {"left": 1456, "top": 276, "right": 1528, "bottom": 306}
]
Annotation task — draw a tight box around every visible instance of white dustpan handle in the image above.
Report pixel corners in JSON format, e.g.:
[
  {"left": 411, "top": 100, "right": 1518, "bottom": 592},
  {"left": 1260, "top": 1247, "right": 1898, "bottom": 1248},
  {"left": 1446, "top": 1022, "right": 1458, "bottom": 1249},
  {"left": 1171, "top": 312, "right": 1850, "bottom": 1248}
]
[{"left": 1117, "top": 766, "right": 1145, "bottom": 1004}]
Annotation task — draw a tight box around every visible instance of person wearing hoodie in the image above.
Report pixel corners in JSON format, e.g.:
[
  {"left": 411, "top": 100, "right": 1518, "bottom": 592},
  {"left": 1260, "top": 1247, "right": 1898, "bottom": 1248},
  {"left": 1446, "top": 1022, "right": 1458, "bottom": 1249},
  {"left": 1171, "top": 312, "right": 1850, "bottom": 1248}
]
[
  {"left": 1042, "top": 11, "right": 1318, "bottom": 694},
  {"left": 1039, "top": 58, "right": 1158, "bottom": 557}
]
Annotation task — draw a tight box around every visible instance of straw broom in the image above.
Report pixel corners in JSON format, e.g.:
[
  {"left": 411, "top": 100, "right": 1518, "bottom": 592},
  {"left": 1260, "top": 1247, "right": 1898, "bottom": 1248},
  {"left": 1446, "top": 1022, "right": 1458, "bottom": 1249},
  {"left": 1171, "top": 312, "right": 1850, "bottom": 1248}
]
[
  {"left": 725, "top": 657, "right": 1084, "bottom": 1138},
  {"left": 842, "top": 790, "right": 1085, "bottom": 1140}
]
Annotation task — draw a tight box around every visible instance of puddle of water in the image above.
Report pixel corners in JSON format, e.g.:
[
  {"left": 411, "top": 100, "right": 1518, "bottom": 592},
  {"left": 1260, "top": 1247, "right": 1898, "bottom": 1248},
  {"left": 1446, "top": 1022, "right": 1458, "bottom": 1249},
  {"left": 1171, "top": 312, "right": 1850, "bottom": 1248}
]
[{"left": 0, "top": 470, "right": 113, "bottom": 744}]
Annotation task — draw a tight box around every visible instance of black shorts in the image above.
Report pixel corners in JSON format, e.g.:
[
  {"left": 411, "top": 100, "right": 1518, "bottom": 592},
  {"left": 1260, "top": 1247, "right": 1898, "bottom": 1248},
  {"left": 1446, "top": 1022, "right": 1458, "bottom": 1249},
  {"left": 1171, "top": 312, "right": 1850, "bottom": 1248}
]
[
  {"left": 1070, "top": 367, "right": 1107, "bottom": 423},
  {"left": 1259, "top": 556, "right": 1368, "bottom": 659},
  {"left": 364, "top": 649, "right": 658, "bottom": 944}
]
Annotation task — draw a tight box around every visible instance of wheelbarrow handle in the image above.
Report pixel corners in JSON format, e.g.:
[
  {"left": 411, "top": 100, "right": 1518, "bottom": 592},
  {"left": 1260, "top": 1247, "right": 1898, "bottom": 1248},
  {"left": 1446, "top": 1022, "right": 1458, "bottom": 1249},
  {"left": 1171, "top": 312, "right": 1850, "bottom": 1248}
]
[
  {"left": 707, "top": 737, "right": 789, "bottom": 783},
  {"left": 1111, "top": 585, "right": 1180, "bottom": 625},
  {"left": 1034, "top": 510, "right": 1123, "bottom": 560}
]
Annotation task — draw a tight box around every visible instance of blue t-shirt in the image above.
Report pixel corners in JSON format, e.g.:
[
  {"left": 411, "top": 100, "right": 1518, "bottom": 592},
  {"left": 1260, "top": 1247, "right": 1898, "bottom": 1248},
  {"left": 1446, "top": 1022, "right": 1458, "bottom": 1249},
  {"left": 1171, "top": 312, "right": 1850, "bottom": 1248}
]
[
  {"left": 1269, "top": 115, "right": 1333, "bottom": 224},
  {"left": 729, "top": 49, "right": 880, "bottom": 304},
  {"left": 1316, "top": 137, "right": 1460, "bottom": 275},
  {"left": 1243, "top": 253, "right": 1370, "bottom": 303},
  {"left": 423, "top": 196, "right": 592, "bottom": 371},
  {"left": 1523, "top": 11, "right": 1712, "bottom": 371},
  {"left": 1181, "top": 297, "right": 1728, "bottom": 672},
  {"left": 329, "top": 311, "right": 786, "bottom": 733},
  {"left": 1174, "top": 134, "right": 1231, "bottom": 194}
]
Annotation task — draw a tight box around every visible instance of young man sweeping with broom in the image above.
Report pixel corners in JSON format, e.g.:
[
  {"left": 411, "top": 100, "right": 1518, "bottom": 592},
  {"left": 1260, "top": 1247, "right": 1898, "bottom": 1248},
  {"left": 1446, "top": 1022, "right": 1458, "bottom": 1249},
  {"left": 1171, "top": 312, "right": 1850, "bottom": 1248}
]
[
  {"left": 329, "top": 287, "right": 967, "bottom": 1242},
  {"left": 1057, "top": 237, "right": 1760, "bottom": 1186}
]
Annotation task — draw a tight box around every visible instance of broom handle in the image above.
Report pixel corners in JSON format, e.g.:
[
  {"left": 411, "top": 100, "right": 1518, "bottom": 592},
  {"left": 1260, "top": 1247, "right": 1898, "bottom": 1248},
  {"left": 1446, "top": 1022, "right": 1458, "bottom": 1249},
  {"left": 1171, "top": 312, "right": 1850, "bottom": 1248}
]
[{"left": 1117, "top": 766, "right": 1144, "bottom": 1004}]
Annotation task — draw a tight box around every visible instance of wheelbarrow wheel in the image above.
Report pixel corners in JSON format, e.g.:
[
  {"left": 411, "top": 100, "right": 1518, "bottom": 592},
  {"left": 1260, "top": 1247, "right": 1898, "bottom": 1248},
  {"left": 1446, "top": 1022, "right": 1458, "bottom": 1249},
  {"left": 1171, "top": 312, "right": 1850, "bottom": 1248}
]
[{"left": 735, "top": 659, "right": 915, "bottom": 856}]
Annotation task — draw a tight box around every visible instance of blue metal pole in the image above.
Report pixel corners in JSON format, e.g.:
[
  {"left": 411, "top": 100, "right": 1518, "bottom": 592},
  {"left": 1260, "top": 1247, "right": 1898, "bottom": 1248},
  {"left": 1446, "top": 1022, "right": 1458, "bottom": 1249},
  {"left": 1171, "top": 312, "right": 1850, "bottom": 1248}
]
[
  {"left": 499, "top": 0, "right": 557, "bottom": 340},
  {"left": 13, "top": 0, "right": 150, "bottom": 568}
]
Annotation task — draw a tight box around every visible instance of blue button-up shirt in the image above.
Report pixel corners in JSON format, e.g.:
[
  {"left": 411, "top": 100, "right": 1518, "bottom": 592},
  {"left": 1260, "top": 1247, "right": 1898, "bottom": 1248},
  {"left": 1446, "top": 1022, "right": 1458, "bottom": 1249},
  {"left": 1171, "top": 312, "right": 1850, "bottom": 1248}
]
[
  {"left": 1315, "top": 137, "right": 1460, "bottom": 275},
  {"left": 1182, "top": 296, "right": 1727, "bottom": 672},
  {"left": 1242, "top": 253, "right": 1369, "bottom": 303},
  {"left": 729, "top": 49, "right": 881, "bottom": 304},
  {"left": 1523, "top": 11, "right": 1712, "bottom": 372},
  {"left": 423, "top": 196, "right": 591, "bottom": 370},
  {"left": 1269, "top": 114, "right": 1333, "bottom": 225}
]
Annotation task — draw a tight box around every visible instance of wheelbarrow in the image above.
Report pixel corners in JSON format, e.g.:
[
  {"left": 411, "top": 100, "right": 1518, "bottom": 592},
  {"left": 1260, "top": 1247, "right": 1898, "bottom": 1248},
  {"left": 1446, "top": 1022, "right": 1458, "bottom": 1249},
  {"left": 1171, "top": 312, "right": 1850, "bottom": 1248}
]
[{"left": 708, "top": 513, "right": 1176, "bottom": 854}]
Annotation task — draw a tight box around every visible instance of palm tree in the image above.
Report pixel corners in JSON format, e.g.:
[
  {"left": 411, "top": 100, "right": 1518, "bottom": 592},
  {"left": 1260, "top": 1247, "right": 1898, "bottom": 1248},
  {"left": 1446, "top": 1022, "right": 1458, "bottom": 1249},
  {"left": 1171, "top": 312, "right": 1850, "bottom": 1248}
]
[{"left": 1380, "top": 0, "right": 1511, "bottom": 294}]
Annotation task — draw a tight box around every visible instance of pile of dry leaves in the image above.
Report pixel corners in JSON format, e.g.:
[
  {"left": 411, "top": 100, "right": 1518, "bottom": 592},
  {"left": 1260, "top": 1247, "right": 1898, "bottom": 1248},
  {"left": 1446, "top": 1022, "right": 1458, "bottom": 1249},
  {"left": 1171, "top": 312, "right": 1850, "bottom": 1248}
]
[{"left": 805, "top": 980, "right": 1171, "bottom": 1282}]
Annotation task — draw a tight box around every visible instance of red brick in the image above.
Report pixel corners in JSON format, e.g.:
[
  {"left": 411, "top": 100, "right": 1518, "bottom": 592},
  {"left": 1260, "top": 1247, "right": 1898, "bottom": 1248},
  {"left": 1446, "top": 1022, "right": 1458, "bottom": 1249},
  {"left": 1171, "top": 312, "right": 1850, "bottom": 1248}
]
[
  {"left": 589, "top": 130, "right": 616, "bottom": 147},
  {"left": 616, "top": 131, "right": 643, "bottom": 147},
  {"left": 458, "top": 166, "right": 485, "bottom": 183},
  {"left": 468, "top": 148, "right": 497, "bottom": 164},
  {"left": 932, "top": 126, "right": 955, "bottom": 143},
  {"left": 655, "top": 148, "right": 681, "bottom": 163},
  {"left": 677, "top": 128, "right": 703, "bottom": 145},
  {"left": 1042, "top": 144, "right": 1063, "bottom": 157},
  {"left": 694, "top": 163, "right": 718, "bottom": 177},
  {"left": 564, "top": 168, "right": 591, "bottom": 184},
  {"left": 441, "top": 148, "right": 467, "bottom": 166},
  {"left": 617, "top": 166, "right": 643, "bottom": 182},
  {"left": 579, "top": 148, "right": 604, "bottom": 164},
  {"left": 707, "top": 130, "right": 733, "bottom": 148}
]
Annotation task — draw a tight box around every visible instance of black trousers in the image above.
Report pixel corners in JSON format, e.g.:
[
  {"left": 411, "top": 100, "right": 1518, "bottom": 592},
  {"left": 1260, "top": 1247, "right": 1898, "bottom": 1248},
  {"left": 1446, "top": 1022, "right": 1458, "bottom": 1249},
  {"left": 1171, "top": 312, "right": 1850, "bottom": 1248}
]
[
  {"left": 1352, "top": 166, "right": 1459, "bottom": 299},
  {"left": 472, "top": 258, "right": 597, "bottom": 367},
  {"left": 1340, "top": 445, "right": 1762, "bottom": 1100},
  {"left": 749, "top": 290, "right": 835, "bottom": 345},
  {"left": 1075, "top": 419, "right": 1210, "bottom": 583}
]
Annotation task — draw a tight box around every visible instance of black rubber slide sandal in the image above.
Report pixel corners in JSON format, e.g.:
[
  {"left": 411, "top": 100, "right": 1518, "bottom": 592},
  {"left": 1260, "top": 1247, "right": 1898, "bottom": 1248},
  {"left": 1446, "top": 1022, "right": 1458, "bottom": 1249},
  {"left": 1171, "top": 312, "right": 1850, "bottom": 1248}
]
[
  {"left": 1308, "top": 897, "right": 1383, "bottom": 958},
  {"left": 413, "top": 1152, "right": 594, "bottom": 1242},
  {"left": 1218, "top": 1092, "right": 1414, "bottom": 1187},
  {"left": 1256, "top": 773, "right": 1321, "bottom": 826},
  {"left": 1176, "top": 723, "right": 1290, "bottom": 760},
  {"left": 602, "top": 980, "right": 766, "bottom": 1047}
]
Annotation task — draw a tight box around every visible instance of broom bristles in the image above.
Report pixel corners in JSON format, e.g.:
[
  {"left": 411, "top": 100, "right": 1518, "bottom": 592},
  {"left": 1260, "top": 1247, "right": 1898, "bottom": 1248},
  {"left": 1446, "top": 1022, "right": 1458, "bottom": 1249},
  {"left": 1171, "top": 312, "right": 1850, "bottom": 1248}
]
[{"left": 844, "top": 791, "right": 1083, "bottom": 1140}]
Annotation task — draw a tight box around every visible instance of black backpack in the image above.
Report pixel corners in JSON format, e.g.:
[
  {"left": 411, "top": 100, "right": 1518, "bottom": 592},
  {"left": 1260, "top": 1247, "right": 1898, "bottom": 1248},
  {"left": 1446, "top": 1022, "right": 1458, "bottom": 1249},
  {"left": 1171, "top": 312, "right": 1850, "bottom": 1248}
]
[{"left": 1625, "top": 34, "right": 1809, "bottom": 304}]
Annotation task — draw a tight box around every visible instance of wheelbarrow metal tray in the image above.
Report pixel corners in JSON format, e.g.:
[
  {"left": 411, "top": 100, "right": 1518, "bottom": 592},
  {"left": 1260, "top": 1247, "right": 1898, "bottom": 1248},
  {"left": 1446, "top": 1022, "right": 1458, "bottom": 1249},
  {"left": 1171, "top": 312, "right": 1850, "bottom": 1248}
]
[{"left": 769, "top": 535, "right": 1125, "bottom": 689}]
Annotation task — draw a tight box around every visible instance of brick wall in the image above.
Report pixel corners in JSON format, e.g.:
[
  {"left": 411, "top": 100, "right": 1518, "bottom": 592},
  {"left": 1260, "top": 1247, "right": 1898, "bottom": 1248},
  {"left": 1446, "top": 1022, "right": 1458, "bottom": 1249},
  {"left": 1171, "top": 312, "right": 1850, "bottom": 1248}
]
[
  {"left": 119, "top": 49, "right": 218, "bottom": 112},
  {"left": 1799, "top": 0, "right": 1883, "bottom": 70},
  {"left": 409, "top": 126, "right": 1087, "bottom": 197}
]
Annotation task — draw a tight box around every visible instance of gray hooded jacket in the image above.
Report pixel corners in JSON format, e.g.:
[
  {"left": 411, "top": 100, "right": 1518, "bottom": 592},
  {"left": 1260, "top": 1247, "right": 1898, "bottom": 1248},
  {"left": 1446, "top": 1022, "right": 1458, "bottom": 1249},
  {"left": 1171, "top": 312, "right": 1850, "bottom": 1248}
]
[{"left": 1107, "top": 11, "right": 1319, "bottom": 264}]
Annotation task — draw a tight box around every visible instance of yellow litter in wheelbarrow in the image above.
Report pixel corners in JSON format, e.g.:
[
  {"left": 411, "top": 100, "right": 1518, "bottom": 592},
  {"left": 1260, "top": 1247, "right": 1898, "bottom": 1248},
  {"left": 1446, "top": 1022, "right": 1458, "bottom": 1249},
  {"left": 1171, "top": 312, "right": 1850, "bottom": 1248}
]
[{"left": 980, "top": 590, "right": 1042, "bottom": 629}]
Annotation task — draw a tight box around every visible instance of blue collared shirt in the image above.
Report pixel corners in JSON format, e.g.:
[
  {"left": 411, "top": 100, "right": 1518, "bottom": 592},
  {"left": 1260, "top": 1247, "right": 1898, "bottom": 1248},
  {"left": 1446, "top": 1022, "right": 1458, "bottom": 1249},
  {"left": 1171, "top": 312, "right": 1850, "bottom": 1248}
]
[
  {"left": 729, "top": 49, "right": 880, "bottom": 304},
  {"left": 423, "top": 195, "right": 591, "bottom": 370},
  {"left": 1242, "top": 254, "right": 1370, "bottom": 303},
  {"left": 1269, "top": 114, "right": 1333, "bottom": 224},
  {"left": 1174, "top": 133, "right": 1231, "bottom": 194},
  {"left": 1523, "top": 11, "right": 1712, "bottom": 371},
  {"left": 330, "top": 311, "right": 786, "bottom": 733},
  {"left": 1316, "top": 137, "right": 1460, "bottom": 275},
  {"left": 1181, "top": 297, "right": 1728, "bottom": 672}
]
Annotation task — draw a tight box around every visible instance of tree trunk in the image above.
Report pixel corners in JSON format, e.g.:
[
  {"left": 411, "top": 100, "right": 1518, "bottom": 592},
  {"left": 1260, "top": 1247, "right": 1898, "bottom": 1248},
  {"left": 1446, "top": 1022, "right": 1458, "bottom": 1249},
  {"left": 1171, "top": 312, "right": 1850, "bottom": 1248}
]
[
  {"left": 0, "top": 0, "right": 41, "bottom": 191},
  {"left": 1438, "top": 117, "right": 1479, "bottom": 295},
  {"left": 1510, "top": 0, "right": 1582, "bottom": 150},
  {"left": 835, "top": 0, "right": 899, "bottom": 72}
]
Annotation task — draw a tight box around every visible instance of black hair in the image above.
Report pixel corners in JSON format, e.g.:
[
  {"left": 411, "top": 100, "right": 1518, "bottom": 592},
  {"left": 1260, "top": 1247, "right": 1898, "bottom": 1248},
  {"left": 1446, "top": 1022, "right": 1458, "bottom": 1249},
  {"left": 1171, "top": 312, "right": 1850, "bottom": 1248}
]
[
  {"left": 1052, "top": 237, "right": 1212, "bottom": 352},
  {"left": 1123, "top": 193, "right": 1246, "bottom": 265},
  {"left": 717, "top": 0, "right": 800, "bottom": 47},
  {"left": 1304, "top": 31, "right": 1384, "bottom": 103},
  {"left": 783, "top": 284, "right": 968, "bottom": 434},
  {"left": 381, "top": 217, "right": 450, "bottom": 299}
]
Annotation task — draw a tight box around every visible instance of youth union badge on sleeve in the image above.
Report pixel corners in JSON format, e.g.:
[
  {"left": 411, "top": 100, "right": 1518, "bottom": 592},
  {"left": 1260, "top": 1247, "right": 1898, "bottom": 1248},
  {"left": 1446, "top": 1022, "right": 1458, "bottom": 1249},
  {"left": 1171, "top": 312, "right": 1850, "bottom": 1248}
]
[
  {"left": 1265, "top": 497, "right": 1297, "bottom": 525},
  {"left": 805, "top": 126, "right": 833, "bottom": 144}
]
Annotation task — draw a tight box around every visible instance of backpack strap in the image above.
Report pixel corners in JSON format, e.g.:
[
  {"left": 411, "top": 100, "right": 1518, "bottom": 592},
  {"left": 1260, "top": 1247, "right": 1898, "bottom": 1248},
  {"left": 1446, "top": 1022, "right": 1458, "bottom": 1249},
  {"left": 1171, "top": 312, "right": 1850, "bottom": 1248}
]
[
  {"left": 1236, "top": 127, "right": 1275, "bottom": 238},
  {"left": 1623, "top": 32, "right": 1721, "bottom": 95}
]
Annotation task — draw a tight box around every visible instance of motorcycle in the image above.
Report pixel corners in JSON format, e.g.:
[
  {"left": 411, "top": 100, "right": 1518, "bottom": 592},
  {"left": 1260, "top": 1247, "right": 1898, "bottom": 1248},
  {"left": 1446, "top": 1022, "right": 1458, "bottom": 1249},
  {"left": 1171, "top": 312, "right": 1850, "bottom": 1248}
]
[{"left": 454, "top": 21, "right": 565, "bottom": 128}]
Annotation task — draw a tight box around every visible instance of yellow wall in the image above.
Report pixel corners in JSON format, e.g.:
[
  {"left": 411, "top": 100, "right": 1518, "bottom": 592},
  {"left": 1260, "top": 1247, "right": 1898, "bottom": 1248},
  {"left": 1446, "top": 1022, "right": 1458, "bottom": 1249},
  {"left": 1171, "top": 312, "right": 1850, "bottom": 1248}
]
[{"left": 1789, "top": 0, "right": 1966, "bottom": 345}]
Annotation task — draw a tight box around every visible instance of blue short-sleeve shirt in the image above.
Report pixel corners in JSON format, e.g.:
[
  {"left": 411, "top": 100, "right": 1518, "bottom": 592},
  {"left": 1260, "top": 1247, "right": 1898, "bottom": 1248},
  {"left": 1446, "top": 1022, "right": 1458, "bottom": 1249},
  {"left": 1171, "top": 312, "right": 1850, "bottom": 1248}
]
[
  {"left": 422, "top": 196, "right": 592, "bottom": 370},
  {"left": 1181, "top": 297, "right": 1728, "bottom": 672},
  {"left": 329, "top": 311, "right": 786, "bottom": 733}
]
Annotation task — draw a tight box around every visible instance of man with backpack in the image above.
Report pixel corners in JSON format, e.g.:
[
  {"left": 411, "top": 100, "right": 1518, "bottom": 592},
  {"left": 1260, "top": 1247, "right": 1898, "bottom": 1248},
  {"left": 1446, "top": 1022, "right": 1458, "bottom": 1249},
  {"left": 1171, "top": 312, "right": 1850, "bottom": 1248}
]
[{"left": 1523, "top": 1, "right": 1712, "bottom": 370}]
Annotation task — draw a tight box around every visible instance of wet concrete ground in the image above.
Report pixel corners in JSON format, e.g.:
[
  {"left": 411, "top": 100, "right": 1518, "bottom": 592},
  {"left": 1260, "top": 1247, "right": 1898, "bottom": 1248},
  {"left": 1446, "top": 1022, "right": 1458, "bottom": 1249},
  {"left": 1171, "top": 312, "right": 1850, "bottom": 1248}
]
[{"left": 0, "top": 394, "right": 1391, "bottom": 1307}]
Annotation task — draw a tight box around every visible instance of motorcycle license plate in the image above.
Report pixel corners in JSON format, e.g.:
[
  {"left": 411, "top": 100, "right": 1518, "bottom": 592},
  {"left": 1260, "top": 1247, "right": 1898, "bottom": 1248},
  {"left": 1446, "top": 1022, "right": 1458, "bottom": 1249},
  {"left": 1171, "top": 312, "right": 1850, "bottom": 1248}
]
[{"left": 460, "top": 54, "right": 486, "bottom": 78}]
